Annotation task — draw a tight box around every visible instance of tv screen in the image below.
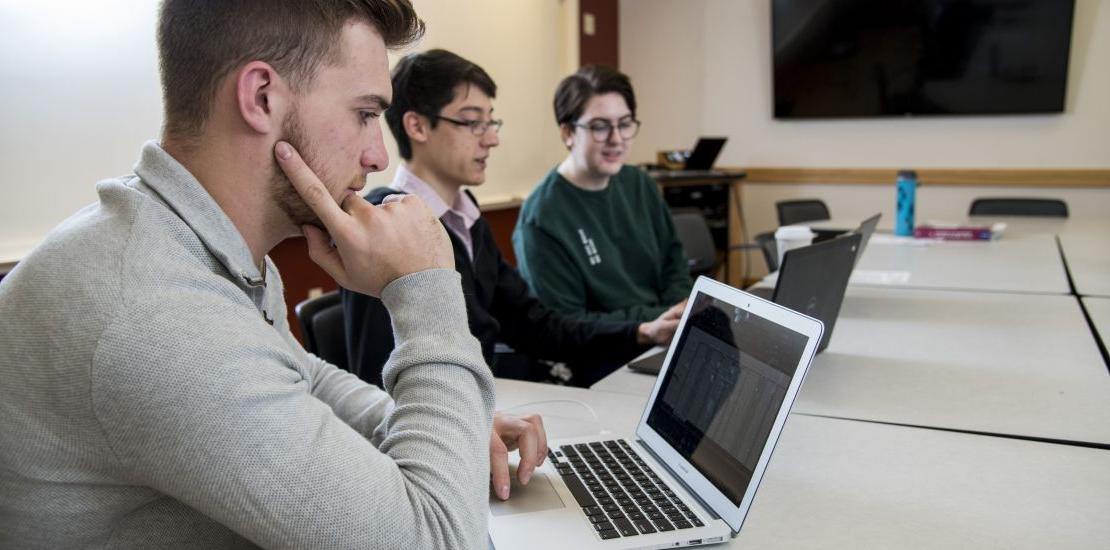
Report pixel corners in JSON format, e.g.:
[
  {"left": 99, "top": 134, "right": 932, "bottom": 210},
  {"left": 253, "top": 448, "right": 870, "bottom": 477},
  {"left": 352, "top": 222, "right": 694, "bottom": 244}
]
[{"left": 772, "top": 0, "right": 1075, "bottom": 118}]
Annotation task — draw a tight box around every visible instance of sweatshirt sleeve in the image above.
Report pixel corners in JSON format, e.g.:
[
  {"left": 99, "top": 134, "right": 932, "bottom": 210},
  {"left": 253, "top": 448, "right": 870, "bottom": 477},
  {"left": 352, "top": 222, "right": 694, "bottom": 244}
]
[
  {"left": 302, "top": 352, "right": 396, "bottom": 443},
  {"left": 648, "top": 180, "right": 695, "bottom": 305},
  {"left": 514, "top": 221, "right": 669, "bottom": 322},
  {"left": 92, "top": 268, "right": 494, "bottom": 550},
  {"left": 490, "top": 242, "right": 645, "bottom": 364}
]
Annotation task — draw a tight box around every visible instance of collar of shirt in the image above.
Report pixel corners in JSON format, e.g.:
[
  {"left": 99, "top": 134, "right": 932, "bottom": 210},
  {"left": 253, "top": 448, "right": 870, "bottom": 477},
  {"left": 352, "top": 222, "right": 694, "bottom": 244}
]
[
  {"left": 391, "top": 164, "right": 480, "bottom": 231},
  {"left": 133, "top": 141, "right": 271, "bottom": 289}
]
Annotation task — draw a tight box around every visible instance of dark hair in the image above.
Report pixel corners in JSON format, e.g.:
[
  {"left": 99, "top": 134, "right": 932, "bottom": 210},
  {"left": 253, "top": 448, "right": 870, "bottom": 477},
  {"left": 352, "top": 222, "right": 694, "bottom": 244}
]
[
  {"left": 387, "top": 49, "right": 497, "bottom": 160},
  {"left": 158, "top": 0, "right": 424, "bottom": 143},
  {"left": 553, "top": 64, "right": 637, "bottom": 127}
]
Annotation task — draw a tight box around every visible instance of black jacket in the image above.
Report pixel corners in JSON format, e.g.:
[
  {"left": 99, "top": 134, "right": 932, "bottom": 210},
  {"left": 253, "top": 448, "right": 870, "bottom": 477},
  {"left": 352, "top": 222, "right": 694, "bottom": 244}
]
[{"left": 341, "top": 187, "right": 646, "bottom": 387}]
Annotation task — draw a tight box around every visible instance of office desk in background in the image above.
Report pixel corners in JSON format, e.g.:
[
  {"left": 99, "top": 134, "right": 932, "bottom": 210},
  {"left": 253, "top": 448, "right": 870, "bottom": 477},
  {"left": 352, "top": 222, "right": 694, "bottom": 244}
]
[
  {"left": 850, "top": 232, "right": 1070, "bottom": 294},
  {"left": 967, "top": 216, "right": 1110, "bottom": 297},
  {"left": 811, "top": 216, "right": 1110, "bottom": 297},
  {"left": 595, "top": 287, "right": 1110, "bottom": 446},
  {"left": 498, "top": 379, "right": 1110, "bottom": 549},
  {"left": 792, "top": 286, "right": 1110, "bottom": 446},
  {"left": 1060, "top": 232, "right": 1110, "bottom": 297},
  {"left": 1082, "top": 297, "right": 1110, "bottom": 363}
]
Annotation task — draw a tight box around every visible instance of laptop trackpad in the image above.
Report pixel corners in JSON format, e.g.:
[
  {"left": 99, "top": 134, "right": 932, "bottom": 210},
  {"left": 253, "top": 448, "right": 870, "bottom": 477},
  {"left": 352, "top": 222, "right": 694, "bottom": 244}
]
[{"left": 489, "top": 466, "right": 566, "bottom": 517}]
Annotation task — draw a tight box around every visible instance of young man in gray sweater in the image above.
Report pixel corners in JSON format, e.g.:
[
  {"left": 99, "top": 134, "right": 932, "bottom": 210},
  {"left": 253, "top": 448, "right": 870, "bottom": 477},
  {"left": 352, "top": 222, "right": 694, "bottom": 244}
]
[{"left": 0, "top": 1, "right": 545, "bottom": 548}]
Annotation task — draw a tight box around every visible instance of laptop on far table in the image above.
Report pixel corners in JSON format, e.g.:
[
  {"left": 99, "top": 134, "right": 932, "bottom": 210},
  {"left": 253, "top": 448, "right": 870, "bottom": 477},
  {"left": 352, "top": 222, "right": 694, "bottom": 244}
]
[
  {"left": 683, "top": 138, "right": 727, "bottom": 170},
  {"left": 630, "top": 213, "right": 876, "bottom": 373},
  {"left": 848, "top": 213, "right": 881, "bottom": 268},
  {"left": 751, "top": 232, "right": 861, "bottom": 351},
  {"left": 652, "top": 138, "right": 729, "bottom": 179},
  {"left": 489, "top": 276, "right": 824, "bottom": 549}
]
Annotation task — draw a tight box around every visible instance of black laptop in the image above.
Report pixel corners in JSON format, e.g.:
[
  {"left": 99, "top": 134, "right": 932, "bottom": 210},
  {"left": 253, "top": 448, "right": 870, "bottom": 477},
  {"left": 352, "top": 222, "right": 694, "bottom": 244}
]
[
  {"left": 629, "top": 233, "right": 862, "bottom": 374},
  {"left": 629, "top": 215, "right": 879, "bottom": 373},
  {"left": 630, "top": 231, "right": 863, "bottom": 373},
  {"left": 751, "top": 232, "right": 861, "bottom": 351},
  {"left": 683, "top": 137, "right": 727, "bottom": 170},
  {"left": 812, "top": 212, "right": 881, "bottom": 254},
  {"left": 851, "top": 213, "right": 881, "bottom": 268}
]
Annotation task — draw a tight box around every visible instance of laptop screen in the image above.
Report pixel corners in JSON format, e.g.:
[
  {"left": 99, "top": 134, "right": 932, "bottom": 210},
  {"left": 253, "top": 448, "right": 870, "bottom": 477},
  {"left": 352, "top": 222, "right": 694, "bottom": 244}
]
[{"left": 645, "top": 291, "right": 810, "bottom": 505}]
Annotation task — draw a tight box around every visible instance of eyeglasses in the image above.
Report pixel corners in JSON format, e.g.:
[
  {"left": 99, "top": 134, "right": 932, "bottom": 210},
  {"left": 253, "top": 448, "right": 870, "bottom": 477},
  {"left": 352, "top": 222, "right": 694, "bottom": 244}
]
[
  {"left": 572, "top": 118, "right": 641, "bottom": 143},
  {"left": 433, "top": 115, "right": 504, "bottom": 136}
]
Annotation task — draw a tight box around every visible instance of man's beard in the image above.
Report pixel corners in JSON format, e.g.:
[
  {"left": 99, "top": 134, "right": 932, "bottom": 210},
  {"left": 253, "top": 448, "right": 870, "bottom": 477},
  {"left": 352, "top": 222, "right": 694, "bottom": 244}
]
[
  {"left": 271, "top": 110, "right": 323, "bottom": 229},
  {"left": 271, "top": 110, "right": 368, "bottom": 233}
]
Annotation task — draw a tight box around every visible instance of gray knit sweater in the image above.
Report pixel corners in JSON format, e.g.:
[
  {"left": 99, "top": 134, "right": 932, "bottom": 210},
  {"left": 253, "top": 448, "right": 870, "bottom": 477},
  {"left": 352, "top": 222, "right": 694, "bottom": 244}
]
[{"left": 0, "top": 142, "right": 495, "bottom": 549}]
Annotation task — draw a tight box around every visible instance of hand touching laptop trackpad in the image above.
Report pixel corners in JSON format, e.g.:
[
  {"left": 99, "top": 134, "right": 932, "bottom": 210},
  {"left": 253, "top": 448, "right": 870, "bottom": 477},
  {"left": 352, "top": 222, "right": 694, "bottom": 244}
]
[{"left": 489, "top": 463, "right": 565, "bottom": 517}]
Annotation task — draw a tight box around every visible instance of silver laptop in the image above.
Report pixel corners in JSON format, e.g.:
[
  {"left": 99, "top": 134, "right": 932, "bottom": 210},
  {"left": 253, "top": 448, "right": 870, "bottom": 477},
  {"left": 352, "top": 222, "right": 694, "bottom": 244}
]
[{"left": 489, "top": 277, "right": 824, "bottom": 549}]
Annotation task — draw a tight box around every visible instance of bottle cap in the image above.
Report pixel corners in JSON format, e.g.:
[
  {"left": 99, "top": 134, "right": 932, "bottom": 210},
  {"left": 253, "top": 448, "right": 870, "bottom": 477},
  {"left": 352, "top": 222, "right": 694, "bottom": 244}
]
[{"left": 898, "top": 170, "right": 917, "bottom": 179}]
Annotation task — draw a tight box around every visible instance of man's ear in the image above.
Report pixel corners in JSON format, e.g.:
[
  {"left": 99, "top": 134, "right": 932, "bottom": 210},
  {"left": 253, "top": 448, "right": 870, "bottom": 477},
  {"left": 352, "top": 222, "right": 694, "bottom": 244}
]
[
  {"left": 235, "top": 61, "right": 287, "bottom": 134},
  {"left": 402, "top": 111, "right": 431, "bottom": 145}
]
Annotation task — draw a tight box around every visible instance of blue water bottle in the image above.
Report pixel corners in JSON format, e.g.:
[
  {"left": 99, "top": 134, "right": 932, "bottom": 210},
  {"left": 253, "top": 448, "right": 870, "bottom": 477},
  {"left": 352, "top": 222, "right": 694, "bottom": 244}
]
[{"left": 895, "top": 170, "right": 917, "bottom": 237}]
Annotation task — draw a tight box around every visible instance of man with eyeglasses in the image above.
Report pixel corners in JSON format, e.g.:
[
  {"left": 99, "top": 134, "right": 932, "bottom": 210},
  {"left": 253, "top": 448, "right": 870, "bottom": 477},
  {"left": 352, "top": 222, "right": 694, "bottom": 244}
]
[
  {"left": 342, "top": 51, "right": 681, "bottom": 419},
  {"left": 513, "top": 65, "right": 692, "bottom": 332}
]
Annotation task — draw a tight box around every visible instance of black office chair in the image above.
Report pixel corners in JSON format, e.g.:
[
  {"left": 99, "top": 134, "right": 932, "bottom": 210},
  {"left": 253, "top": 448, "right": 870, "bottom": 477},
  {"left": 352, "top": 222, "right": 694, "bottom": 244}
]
[
  {"left": 968, "top": 198, "right": 1069, "bottom": 218},
  {"left": 670, "top": 208, "right": 719, "bottom": 277},
  {"left": 754, "top": 231, "right": 779, "bottom": 272},
  {"left": 294, "top": 290, "right": 349, "bottom": 370},
  {"left": 776, "top": 199, "right": 830, "bottom": 226},
  {"left": 727, "top": 231, "right": 780, "bottom": 280}
]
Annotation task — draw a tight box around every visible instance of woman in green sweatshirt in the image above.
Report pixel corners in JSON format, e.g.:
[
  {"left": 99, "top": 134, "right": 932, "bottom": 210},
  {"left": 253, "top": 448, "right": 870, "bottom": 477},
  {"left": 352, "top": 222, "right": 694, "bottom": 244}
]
[{"left": 513, "top": 65, "right": 692, "bottom": 323}]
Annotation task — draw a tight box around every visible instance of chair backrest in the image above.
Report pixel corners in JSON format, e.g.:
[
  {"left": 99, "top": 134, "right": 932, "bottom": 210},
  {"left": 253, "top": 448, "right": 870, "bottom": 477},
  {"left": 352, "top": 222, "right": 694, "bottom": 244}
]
[
  {"left": 294, "top": 290, "right": 348, "bottom": 370},
  {"left": 776, "top": 199, "right": 831, "bottom": 227},
  {"left": 755, "top": 231, "right": 779, "bottom": 272},
  {"left": 670, "top": 208, "right": 718, "bottom": 276},
  {"left": 968, "top": 198, "right": 1068, "bottom": 218}
]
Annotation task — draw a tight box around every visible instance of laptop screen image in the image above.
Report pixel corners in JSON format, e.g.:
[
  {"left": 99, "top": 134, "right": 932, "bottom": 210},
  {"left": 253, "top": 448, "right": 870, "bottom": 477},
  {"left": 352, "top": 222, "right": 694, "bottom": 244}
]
[{"left": 645, "top": 291, "right": 810, "bottom": 506}]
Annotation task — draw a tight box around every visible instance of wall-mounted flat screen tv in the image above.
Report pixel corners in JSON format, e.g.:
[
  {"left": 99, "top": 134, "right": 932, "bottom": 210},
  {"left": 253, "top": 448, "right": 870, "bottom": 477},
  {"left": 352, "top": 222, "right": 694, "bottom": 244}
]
[{"left": 772, "top": 0, "right": 1075, "bottom": 119}]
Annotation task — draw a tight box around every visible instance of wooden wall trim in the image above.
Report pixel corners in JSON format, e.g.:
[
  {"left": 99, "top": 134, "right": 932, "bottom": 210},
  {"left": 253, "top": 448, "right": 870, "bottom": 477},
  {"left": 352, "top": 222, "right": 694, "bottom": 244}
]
[
  {"left": 479, "top": 196, "right": 524, "bottom": 211},
  {"left": 733, "top": 167, "right": 1110, "bottom": 188}
]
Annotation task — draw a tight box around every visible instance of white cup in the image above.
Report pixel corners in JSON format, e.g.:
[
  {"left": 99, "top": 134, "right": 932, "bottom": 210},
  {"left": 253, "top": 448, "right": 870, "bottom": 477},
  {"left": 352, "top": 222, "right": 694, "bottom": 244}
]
[{"left": 774, "top": 225, "right": 816, "bottom": 269}]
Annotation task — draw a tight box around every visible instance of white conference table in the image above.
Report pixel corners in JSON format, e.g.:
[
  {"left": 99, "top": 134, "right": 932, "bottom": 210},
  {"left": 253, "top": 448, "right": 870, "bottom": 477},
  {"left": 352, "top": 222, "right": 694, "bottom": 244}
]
[
  {"left": 848, "top": 232, "right": 1069, "bottom": 294},
  {"left": 968, "top": 216, "right": 1110, "bottom": 297},
  {"left": 594, "top": 286, "right": 1110, "bottom": 446},
  {"left": 1083, "top": 297, "right": 1110, "bottom": 356},
  {"left": 495, "top": 379, "right": 1110, "bottom": 549},
  {"left": 810, "top": 216, "right": 1075, "bottom": 238},
  {"left": 1060, "top": 232, "right": 1110, "bottom": 297},
  {"left": 812, "top": 216, "right": 1110, "bottom": 296}
]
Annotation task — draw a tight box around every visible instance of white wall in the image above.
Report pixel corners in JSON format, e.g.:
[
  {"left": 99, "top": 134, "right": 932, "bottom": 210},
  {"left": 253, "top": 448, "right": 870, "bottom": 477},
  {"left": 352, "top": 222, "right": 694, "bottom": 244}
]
[
  {"left": 0, "top": 2, "right": 163, "bottom": 259},
  {"left": 0, "top": 0, "right": 577, "bottom": 260},
  {"left": 621, "top": 0, "right": 1110, "bottom": 273},
  {"left": 379, "top": 0, "right": 577, "bottom": 203},
  {"left": 621, "top": 0, "right": 1109, "bottom": 168}
]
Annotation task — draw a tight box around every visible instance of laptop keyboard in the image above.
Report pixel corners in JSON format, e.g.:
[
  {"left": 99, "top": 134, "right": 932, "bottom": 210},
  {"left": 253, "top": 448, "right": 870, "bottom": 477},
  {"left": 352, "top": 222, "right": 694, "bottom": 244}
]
[{"left": 548, "top": 439, "right": 706, "bottom": 540}]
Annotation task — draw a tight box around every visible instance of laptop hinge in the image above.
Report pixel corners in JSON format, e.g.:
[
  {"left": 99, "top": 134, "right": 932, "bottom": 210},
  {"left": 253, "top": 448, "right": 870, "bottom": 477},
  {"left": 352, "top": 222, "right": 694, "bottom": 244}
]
[{"left": 633, "top": 438, "right": 722, "bottom": 522}]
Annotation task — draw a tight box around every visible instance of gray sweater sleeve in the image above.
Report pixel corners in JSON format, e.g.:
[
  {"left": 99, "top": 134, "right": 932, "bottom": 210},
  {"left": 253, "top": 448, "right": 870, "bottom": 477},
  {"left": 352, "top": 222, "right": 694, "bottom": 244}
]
[
  {"left": 92, "top": 268, "right": 495, "bottom": 549},
  {"left": 302, "top": 353, "right": 395, "bottom": 442}
]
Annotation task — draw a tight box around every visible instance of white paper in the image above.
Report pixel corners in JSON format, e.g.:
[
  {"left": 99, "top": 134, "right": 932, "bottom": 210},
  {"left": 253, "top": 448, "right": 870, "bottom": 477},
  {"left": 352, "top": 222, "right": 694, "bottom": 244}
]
[{"left": 850, "top": 270, "right": 912, "bottom": 285}]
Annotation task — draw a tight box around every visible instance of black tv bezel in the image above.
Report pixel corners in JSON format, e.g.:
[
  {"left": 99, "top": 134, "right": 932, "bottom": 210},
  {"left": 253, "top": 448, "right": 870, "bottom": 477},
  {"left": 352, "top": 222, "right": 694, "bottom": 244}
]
[{"left": 770, "top": 0, "right": 1077, "bottom": 120}]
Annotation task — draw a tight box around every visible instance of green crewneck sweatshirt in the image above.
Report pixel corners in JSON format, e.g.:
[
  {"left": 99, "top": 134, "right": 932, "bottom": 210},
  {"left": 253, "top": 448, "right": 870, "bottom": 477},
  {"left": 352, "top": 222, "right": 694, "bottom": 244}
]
[{"left": 513, "top": 165, "right": 693, "bottom": 322}]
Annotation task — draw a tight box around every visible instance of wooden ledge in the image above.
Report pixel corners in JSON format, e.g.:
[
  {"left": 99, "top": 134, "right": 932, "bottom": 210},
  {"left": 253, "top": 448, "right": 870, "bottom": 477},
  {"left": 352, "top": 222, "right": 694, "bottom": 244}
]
[{"left": 730, "top": 167, "right": 1110, "bottom": 188}]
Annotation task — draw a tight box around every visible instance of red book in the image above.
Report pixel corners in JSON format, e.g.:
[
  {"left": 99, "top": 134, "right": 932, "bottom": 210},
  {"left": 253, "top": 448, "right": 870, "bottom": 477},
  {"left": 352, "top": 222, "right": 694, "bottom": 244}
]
[{"left": 913, "top": 225, "right": 993, "bottom": 240}]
